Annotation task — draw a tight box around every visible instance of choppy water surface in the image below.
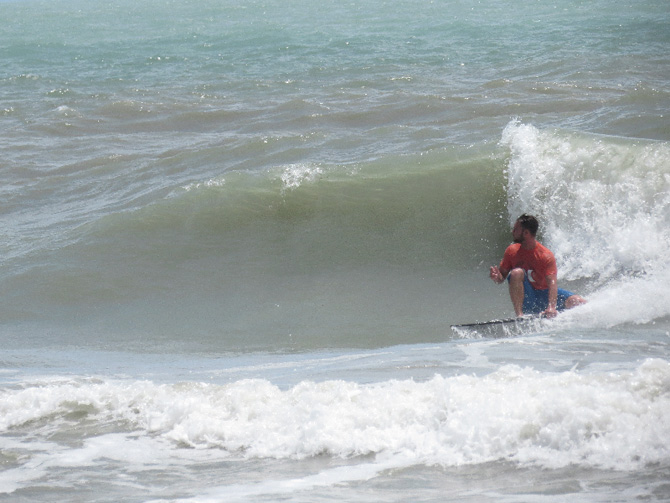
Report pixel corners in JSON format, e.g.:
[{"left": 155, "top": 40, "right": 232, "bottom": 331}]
[{"left": 1, "top": 0, "right": 669, "bottom": 501}]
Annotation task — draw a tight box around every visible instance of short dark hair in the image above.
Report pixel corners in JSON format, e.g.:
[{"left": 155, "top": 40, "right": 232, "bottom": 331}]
[{"left": 517, "top": 214, "right": 539, "bottom": 236}]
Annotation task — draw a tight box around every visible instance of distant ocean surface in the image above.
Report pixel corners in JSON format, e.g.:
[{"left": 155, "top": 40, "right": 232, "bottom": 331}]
[{"left": 1, "top": 0, "right": 669, "bottom": 501}]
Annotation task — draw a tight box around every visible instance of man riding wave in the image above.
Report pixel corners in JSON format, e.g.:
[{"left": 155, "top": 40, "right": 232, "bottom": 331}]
[{"left": 490, "top": 214, "right": 586, "bottom": 318}]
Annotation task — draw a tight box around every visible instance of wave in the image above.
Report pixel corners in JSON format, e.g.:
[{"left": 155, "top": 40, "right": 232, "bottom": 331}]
[
  {"left": 1, "top": 358, "right": 668, "bottom": 484},
  {"left": 2, "top": 122, "right": 669, "bottom": 347},
  {"left": 74, "top": 122, "right": 670, "bottom": 288},
  {"left": 89, "top": 145, "right": 508, "bottom": 265}
]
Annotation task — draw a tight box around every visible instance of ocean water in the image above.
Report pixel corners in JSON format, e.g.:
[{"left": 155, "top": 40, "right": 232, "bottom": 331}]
[{"left": 1, "top": 0, "right": 669, "bottom": 501}]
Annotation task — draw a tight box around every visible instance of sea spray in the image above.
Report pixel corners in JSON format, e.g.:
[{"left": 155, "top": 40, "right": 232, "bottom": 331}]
[
  {"left": 501, "top": 121, "right": 670, "bottom": 326},
  {"left": 501, "top": 121, "right": 670, "bottom": 282}
]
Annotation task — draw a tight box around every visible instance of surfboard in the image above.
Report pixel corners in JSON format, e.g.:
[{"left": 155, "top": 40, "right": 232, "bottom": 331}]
[{"left": 450, "top": 314, "right": 546, "bottom": 338}]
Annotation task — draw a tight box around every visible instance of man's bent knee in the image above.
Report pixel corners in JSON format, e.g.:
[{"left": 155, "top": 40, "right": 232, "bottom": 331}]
[{"left": 508, "top": 268, "right": 525, "bottom": 283}]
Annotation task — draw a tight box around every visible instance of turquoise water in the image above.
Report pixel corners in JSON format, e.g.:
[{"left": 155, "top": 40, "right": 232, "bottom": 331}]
[{"left": 1, "top": 0, "right": 669, "bottom": 501}]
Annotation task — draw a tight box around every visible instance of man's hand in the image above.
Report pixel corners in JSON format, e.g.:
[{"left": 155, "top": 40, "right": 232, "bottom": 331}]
[
  {"left": 490, "top": 266, "right": 504, "bottom": 284},
  {"left": 542, "top": 307, "right": 558, "bottom": 318}
]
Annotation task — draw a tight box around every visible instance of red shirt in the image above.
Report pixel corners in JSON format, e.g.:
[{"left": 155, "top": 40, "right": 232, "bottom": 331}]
[{"left": 499, "top": 242, "right": 557, "bottom": 290}]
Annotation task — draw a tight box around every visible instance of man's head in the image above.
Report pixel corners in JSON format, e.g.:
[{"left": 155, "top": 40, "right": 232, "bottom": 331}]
[{"left": 512, "top": 214, "right": 538, "bottom": 244}]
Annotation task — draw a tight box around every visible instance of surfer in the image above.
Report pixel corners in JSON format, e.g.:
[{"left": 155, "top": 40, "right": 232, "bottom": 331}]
[{"left": 489, "top": 214, "right": 586, "bottom": 318}]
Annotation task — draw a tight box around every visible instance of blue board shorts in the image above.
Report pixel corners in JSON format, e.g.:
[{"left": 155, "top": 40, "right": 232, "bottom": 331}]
[{"left": 509, "top": 272, "right": 575, "bottom": 314}]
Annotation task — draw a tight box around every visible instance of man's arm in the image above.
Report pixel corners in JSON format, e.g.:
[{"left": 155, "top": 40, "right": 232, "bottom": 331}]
[{"left": 544, "top": 273, "right": 558, "bottom": 318}]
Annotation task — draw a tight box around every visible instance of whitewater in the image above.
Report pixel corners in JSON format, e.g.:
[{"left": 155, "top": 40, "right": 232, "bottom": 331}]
[{"left": 1, "top": 0, "right": 669, "bottom": 501}]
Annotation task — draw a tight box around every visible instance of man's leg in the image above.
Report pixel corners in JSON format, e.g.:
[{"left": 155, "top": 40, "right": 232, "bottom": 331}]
[
  {"left": 565, "top": 294, "right": 587, "bottom": 309},
  {"left": 508, "top": 268, "right": 526, "bottom": 317}
]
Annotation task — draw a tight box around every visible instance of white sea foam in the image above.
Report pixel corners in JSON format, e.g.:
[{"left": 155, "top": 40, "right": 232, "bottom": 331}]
[
  {"left": 561, "top": 268, "right": 670, "bottom": 328},
  {"left": 279, "top": 163, "right": 324, "bottom": 192},
  {"left": 1, "top": 358, "right": 668, "bottom": 492},
  {"left": 501, "top": 121, "right": 670, "bottom": 277},
  {"left": 182, "top": 178, "right": 226, "bottom": 191},
  {"left": 501, "top": 121, "right": 670, "bottom": 326}
]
